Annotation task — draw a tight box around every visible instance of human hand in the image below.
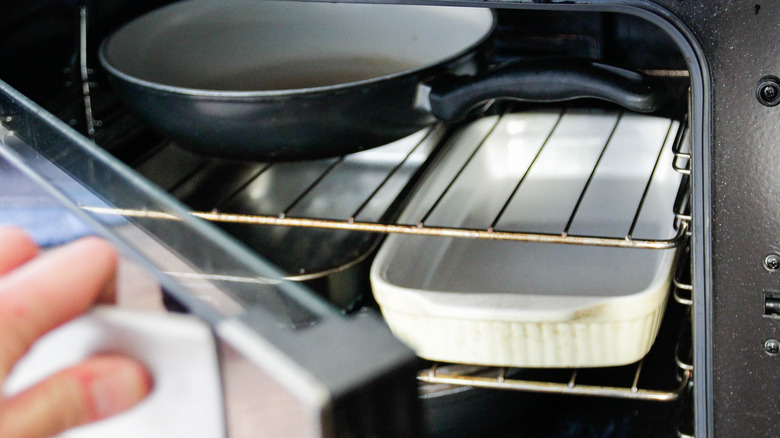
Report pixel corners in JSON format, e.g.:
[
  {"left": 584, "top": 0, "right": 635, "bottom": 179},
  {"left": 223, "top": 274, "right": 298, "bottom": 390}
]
[{"left": 0, "top": 227, "right": 152, "bottom": 438}]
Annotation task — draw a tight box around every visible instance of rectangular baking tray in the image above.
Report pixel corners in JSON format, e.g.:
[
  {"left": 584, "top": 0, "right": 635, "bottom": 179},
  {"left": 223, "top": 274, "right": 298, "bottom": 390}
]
[{"left": 371, "top": 108, "right": 685, "bottom": 368}]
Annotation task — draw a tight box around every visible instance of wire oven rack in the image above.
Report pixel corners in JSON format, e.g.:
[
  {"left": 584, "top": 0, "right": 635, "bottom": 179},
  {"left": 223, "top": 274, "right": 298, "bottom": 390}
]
[
  {"left": 418, "top": 346, "right": 692, "bottom": 403},
  {"left": 84, "top": 108, "right": 692, "bottom": 252}
]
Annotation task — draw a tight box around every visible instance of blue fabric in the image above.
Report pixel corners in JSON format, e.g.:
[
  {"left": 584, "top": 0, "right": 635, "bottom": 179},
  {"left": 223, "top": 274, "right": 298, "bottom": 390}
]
[
  {"left": 0, "top": 205, "right": 95, "bottom": 248},
  {"left": 0, "top": 157, "right": 98, "bottom": 248}
]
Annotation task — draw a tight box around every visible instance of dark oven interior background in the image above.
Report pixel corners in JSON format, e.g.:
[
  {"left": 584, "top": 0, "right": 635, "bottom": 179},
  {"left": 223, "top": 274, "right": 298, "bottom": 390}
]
[{"left": 1, "top": 2, "right": 694, "bottom": 438}]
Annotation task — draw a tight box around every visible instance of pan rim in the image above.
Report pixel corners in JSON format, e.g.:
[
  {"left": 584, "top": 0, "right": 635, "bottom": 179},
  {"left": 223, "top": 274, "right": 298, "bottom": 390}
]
[{"left": 98, "top": 1, "right": 496, "bottom": 99}]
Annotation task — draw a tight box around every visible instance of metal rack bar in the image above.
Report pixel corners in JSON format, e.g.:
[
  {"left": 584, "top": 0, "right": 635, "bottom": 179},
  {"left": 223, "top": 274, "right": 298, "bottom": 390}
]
[
  {"left": 167, "top": 161, "right": 213, "bottom": 195},
  {"left": 419, "top": 120, "right": 496, "bottom": 225},
  {"left": 672, "top": 125, "right": 692, "bottom": 176},
  {"left": 639, "top": 69, "right": 691, "bottom": 78},
  {"left": 281, "top": 157, "right": 344, "bottom": 217},
  {"left": 351, "top": 129, "right": 434, "bottom": 220},
  {"left": 214, "top": 164, "right": 272, "bottom": 211},
  {"left": 490, "top": 110, "right": 563, "bottom": 230},
  {"left": 81, "top": 206, "right": 689, "bottom": 249},
  {"left": 417, "top": 364, "right": 691, "bottom": 402},
  {"left": 78, "top": 4, "right": 99, "bottom": 137},
  {"left": 627, "top": 120, "right": 677, "bottom": 238},
  {"left": 673, "top": 269, "right": 694, "bottom": 306},
  {"left": 672, "top": 232, "right": 693, "bottom": 306},
  {"left": 631, "top": 360, "right": 644, "bottom": 392},
  {"left": 562, "top": 112, "right": 622, "bottom": 235}
]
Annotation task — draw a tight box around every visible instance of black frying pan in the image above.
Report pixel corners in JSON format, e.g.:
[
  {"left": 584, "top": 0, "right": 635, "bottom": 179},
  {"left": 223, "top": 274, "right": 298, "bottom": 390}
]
[{"left": 99, "top": 0, "right": 665, "bottom": 161}]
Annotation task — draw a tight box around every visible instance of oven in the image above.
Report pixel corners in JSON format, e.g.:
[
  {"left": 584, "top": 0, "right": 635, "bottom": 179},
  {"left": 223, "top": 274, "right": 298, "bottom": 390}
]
[{"left": 0, "top": 1, "right": 777, "bottom": 437}]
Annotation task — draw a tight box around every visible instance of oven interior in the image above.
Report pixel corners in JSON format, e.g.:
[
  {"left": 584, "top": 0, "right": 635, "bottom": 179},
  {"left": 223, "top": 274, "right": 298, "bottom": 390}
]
[{"left": 0, "top": 2, "right": 696, "bottom": 437}]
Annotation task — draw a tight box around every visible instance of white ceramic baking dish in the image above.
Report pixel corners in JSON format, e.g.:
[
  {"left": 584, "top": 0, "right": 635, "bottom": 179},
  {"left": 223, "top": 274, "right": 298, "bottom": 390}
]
[{"left": 371, "top": 108, "right": 685, "bottom": 368}]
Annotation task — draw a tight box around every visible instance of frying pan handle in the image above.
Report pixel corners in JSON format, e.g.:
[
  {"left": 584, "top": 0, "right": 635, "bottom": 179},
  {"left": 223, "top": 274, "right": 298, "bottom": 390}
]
[{"left": 423, "top": 57, "right": 667, "bottom": 121}]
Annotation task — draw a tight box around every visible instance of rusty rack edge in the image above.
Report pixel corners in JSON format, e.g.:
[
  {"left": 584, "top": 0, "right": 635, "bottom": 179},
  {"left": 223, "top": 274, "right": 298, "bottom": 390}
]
[{"left": 81, "top": 206, "right": 689, "bottom": 250}]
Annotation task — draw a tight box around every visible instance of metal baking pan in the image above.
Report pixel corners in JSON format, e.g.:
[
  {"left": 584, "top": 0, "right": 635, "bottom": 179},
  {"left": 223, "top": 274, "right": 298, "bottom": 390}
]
[{"left": 134, "top": 127, "right": 444, "bottom": 308}]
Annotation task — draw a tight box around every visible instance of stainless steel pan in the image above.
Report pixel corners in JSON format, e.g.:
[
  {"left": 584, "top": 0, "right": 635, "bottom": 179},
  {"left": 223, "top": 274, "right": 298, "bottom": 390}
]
[{"left": 99, "top": 0, "right": 665, "bottom": 160}]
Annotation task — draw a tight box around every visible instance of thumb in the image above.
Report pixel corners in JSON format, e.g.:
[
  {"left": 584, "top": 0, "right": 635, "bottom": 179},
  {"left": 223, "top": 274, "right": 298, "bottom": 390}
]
[{"left": 0, "top": 354, "right": 152, "bottom": 438}]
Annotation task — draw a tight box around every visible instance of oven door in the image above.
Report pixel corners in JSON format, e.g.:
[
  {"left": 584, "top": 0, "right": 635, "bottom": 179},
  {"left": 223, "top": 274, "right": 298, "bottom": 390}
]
[{"left": 0, "top": 79, "right": 423, "bottom": 438}]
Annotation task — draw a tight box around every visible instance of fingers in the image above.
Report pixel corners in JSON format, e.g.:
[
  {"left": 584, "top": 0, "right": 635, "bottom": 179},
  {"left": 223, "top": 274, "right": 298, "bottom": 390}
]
[
  {"left": 0, "top": 231, "right": 151, "bottom": 437},
  {"left": 0, "top": 236, "right": 118, "bottom": 380},
  {"left": 0, "top": 227, "right": 39, "bottom": 275},
  {"left": 0, "top": 354, "right": 153, "bottom": 438}
]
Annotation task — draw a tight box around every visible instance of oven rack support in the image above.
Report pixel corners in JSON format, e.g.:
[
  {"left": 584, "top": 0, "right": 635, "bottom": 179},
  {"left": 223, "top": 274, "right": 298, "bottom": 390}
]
[{"left": 673, "top": 264, "right": 693, "bottom": 306}]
